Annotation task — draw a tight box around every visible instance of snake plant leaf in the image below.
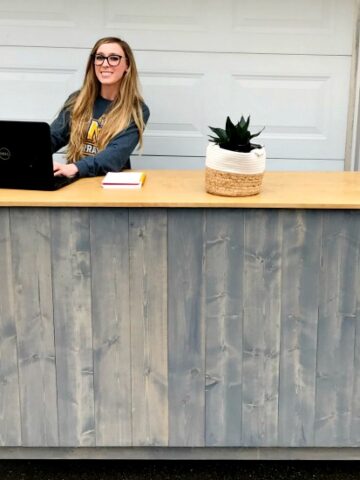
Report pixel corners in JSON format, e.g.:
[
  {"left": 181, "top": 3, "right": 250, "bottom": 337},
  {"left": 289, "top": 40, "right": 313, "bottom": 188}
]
[
  {"left": 208, "top": 126, "right": 228, "bottom": 143},
  {"left": 225, "top": 116, "right": 237, "bottom": 135},
  {"left": 239, "top": 116, "right": 249, "bottom": 129},
  {"left": 249, "top": 126, "right": 265, "bottom": 139},
  {"left": 208, "top": 135, "right": 222, "bottom": 144}
]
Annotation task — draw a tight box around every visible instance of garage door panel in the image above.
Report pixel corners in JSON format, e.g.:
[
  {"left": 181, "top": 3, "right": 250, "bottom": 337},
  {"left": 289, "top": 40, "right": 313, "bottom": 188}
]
[
  {"left": 0, "top": 47, "right": 85, "bottom": 122},
  {"left": 130, "top": 155, "right": 344, "bottom": 172},
  {"left": 141, "top": 71, "right": 205, "bottom": 157},
  {"left": 103, "top": 0, "right": 207, "bottom": 31},
  {"left": 0, "top": 44, "right": 352, "bottom": 164},
  {"left": 138, "top": 51, "right": 351, "bottom": 159},
  {"left": 106, "top": 0, "right": 354, "bottom": 55},
  {"left": 0, "top": 68, "right": 78, "bottom": 121},
  {"left": 0, "top": 0, "right": 355, "bottom": 55},
  {"left": 0, "top": 47, "right": 350, "bottom": 159},
  {"left": 0, "top": 0, "right": 78, "bottom": 27}
]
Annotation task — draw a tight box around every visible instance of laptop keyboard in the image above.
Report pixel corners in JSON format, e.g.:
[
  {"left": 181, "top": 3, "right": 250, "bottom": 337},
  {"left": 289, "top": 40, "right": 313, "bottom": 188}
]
[{"left": 53, "top": 175, "right": 76, "bottom": 190}]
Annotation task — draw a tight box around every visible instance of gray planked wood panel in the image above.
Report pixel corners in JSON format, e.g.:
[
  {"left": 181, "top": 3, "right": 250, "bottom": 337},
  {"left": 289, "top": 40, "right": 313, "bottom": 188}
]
[
  {"left": 9, "top": 208, "right": 58, "bottom": 446},
  {"left": 51, "top": 208, "right": 95, "bottom": 447},
  {"left": 204, "top": 209, "right": 244, "bottom": 446},
  {"left": 89, "top": 209, "right": 132, "bottom": 446},
  {"left": 129, "top": 209, "right": 168, "bottom": 446},
  {"left": 315, "top": 211, "right": 360, "bottom": 446},
  {"left": 352, "top": 295, "right": 360, "bottom": 444},
  {"left": 352, "top": 213, "right": 360, "bottom": 446},
  {"left": 278, "top": 210, "right": 322, "bottom": 446},
  {"left": 2, "top": 207, "right": 360, "bottom": 450},
  {"left": 242, "top": 209, "right": 282, "bottom": 446},
  {"left": 0, "top": 208, "right": 21, "bottom": 446},
  {"left": 168, "top": 209, "right": 206, "bottom": 447}
]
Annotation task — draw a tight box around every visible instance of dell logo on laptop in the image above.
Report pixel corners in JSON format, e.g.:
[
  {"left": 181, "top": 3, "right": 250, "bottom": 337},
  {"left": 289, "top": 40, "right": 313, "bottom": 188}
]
[{"left": 0, "top": 147, "right": 11, "bottom": 161}]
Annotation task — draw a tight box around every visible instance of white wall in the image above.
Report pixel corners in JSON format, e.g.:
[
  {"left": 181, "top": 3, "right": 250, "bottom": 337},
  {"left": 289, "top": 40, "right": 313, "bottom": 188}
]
[{"left": 0, "top": 0, "right": 357, "bottom": 171}]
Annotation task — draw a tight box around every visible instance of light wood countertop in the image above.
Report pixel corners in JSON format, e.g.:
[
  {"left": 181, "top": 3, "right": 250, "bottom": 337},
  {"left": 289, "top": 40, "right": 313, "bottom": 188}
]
[{"left": 1, "top": 170, "right": 360, "bottom": 208}]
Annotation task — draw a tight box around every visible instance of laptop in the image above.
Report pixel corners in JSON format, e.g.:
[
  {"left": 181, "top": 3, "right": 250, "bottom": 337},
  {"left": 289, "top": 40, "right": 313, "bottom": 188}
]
[{"left": 0, "top": 120, "right": 78, "bottom": 191}]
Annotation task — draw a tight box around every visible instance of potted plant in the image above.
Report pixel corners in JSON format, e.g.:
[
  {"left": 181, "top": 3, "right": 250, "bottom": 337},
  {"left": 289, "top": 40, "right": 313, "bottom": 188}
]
[{"left": 205, "top": 116, "right": 266, "bottom": 196}]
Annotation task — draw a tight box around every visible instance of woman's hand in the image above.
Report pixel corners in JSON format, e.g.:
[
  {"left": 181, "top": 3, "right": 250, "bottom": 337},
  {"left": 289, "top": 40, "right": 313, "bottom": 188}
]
[{"left": 53, "top": 162, "right": 79, "bottom": 178}]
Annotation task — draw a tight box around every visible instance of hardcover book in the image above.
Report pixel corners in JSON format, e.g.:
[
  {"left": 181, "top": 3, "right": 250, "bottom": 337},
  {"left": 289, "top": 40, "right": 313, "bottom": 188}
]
[{"left": 101, "top": 171, "right": 146, "bottom": 189}]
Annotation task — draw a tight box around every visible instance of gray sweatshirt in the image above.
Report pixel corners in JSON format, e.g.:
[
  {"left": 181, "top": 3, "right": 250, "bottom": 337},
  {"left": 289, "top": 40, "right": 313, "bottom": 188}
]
[{"left": 50, "top": 94, "right": 150, "bottom": 177}]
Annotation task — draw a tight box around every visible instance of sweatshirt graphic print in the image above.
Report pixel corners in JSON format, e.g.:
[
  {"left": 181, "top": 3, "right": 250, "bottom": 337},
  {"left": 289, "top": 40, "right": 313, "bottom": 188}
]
[{"left": 83, "top": 114, "right": 106, "bottom": 156}]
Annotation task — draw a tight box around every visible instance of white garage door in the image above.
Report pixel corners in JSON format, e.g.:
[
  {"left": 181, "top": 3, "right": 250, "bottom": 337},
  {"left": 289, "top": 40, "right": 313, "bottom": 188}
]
[{"left": 0, "top": 0, "right": 356, "bottom": 171}]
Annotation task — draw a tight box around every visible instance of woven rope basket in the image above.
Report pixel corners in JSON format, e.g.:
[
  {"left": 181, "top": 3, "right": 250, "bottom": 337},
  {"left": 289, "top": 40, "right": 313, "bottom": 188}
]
[
  {"left": 205, "top": 144, "right": 266, "bottom": 197},
  {"left": 205, "top": 167, "right": 264, "bottom": 197}
]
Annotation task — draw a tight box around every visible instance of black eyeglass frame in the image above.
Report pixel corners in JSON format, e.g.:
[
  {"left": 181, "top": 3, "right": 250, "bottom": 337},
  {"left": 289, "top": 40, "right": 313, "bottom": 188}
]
[{"left": 92, "top": 54, "right": 123, "bottom": 67}]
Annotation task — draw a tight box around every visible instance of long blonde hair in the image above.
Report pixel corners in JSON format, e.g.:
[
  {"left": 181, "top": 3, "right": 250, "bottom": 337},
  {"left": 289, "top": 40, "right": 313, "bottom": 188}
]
[{"left": 65, "top": 37, "right": 146, "bottom": 163}]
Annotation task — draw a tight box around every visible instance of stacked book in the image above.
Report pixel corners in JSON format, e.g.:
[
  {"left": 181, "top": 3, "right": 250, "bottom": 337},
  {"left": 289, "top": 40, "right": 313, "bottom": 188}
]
[{"left": 101, "top": 172, "right": 146, "bottom": 189}]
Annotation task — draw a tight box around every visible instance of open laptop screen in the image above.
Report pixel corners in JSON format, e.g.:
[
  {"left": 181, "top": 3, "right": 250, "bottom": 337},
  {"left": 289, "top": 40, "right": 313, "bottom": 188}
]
[{"left": 0, "top": 120, "right": 77, "bottom": 190}]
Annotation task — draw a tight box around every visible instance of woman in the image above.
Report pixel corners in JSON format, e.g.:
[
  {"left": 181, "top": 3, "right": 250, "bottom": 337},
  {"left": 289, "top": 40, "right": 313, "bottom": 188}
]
[{"left": 51, "top": 36, "right": 150, "bottom": 178}]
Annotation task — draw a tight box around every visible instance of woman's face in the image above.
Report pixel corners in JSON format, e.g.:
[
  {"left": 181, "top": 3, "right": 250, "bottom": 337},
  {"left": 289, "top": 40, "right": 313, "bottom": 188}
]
[{"left": 94, "top": 42, "right": 128, "bottom": 88}]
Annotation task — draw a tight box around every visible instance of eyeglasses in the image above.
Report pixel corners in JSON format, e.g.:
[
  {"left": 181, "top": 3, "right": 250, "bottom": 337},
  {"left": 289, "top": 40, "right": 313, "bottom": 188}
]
[{"left": 93, "top": 54, "right": 123, "bottom": 67}]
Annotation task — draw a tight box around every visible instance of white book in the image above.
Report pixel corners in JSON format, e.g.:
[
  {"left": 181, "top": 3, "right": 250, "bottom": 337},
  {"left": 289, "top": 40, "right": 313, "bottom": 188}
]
[{"left": 101, "top": 171, "right": 146, "bottom": 189}]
